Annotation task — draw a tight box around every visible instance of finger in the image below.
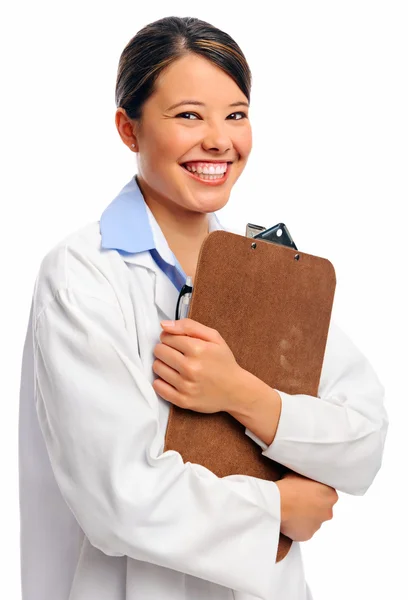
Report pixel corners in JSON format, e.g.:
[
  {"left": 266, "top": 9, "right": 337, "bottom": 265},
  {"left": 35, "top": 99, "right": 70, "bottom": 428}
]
[
  {"left": 154, "top": 342, "right": 184, "bottom": 372},
  {"left": 160, "top": 318, "right": 222, "bottom": 343},
  {"left": 152, "top": 358, "right": 182, "bottom": 389},
  {"left": 159, "top": 332, "right": 205, "bottom": 357},
  {"left": 153, "top": 377, "right": 184, "bottom": 406}
]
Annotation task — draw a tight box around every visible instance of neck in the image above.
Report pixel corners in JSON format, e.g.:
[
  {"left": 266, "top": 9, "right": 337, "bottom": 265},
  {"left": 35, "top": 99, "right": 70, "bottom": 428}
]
[{"left": 137, "top": 176, "right": 211, "bottom": 281}]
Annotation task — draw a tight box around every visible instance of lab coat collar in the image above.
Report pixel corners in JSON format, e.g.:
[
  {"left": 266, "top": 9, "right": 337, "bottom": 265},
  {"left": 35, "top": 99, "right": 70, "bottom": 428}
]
[
  {"left": 99, "top": 175, "right": 225, "bottom": 319},
  {"left": 100, "top": 175, "right": 155, "bottom": 255}
]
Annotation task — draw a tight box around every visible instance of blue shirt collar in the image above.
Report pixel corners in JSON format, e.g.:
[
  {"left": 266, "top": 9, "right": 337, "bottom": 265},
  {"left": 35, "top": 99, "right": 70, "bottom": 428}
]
[{"left": 100, "top": 175, "right": 224, "bottom": 261}]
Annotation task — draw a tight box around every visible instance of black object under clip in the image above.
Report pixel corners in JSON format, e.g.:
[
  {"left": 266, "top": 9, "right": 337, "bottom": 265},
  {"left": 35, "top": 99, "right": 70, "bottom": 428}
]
[{"left": 175, "top": 282, "right": 193, "bottom": 320}]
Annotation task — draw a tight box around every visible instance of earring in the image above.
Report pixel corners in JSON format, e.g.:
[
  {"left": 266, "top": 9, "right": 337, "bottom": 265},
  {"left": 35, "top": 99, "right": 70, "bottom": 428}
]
[{"left": 131, "top": 143, "right": 135, "bottom": 149}]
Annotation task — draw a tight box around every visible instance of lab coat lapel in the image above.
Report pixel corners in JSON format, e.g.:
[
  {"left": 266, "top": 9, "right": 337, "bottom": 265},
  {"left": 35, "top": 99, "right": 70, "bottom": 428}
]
[
  {"left": 121, "top": 251, "right": 180, "bottom": 320},
  {"left": 154, "top": 268, "right": 180, "bottom": 320}
]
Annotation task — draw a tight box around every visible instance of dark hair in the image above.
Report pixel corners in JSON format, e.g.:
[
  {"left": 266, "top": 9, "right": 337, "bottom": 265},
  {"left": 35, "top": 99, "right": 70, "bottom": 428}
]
[{"left": 115, "top": 16, "right": 251, "bottom": 120}]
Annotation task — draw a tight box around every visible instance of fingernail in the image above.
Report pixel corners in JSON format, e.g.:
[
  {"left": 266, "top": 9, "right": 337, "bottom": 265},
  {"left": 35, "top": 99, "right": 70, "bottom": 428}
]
[{"left": 161, "top": 320, "right": 175, "bottom": 327}]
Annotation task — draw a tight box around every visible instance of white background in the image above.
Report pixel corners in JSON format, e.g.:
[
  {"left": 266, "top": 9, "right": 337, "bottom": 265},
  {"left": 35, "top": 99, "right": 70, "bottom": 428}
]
[{"left": 1, "top": 1, "right": 407, "bottom": 598}]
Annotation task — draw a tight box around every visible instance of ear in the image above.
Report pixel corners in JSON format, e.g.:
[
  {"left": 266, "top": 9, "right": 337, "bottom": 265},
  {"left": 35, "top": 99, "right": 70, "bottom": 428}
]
[{"left": 115, "top": 108, "right": 139, "bottom": 152}]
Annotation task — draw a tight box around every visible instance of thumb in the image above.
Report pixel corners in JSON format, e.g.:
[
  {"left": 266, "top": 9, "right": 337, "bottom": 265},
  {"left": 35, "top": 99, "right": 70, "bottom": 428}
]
[{"left": 161, "top": 318, "right": 220, "bottom": 342}]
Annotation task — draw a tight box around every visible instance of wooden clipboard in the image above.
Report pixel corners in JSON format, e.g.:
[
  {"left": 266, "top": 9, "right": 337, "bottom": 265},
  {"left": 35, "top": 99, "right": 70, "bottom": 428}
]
[{"left": 164, "top": 230, "right": 336, "bottom": 561}]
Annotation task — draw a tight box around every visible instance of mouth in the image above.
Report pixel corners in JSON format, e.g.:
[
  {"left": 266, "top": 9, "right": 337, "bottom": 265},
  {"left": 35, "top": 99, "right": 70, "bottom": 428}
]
[{"left": 180, "top": 161, "right": 233, "bottom": 186}]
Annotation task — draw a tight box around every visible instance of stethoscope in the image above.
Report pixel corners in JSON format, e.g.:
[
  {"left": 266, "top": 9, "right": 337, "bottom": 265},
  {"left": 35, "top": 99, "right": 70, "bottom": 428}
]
[{"left": 174, "top": 276, "right": 193, "bottom": 320}]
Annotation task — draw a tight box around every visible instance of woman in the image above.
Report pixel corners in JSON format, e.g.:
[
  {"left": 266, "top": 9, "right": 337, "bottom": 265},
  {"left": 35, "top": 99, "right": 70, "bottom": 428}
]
[{"left": 19, "top": 16, "right": 388, "bottom": 600}]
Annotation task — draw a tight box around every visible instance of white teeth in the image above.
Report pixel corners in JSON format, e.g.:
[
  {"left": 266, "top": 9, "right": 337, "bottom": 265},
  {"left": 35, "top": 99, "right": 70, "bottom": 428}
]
[
  {"left": 184, "top": 163, "right": 228, "bottom": 175},
  {"left": 185, "top": 169, "right": 225, "bottom": 180}
]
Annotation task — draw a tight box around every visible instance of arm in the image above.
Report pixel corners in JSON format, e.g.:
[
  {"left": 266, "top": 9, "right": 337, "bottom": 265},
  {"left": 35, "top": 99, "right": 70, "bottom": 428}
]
[
  {"left": 230, "top": 321, "right": 388, "bottom": 495},
  {"left": 34, "top": 287, "right": 281, "bottom": 599}
]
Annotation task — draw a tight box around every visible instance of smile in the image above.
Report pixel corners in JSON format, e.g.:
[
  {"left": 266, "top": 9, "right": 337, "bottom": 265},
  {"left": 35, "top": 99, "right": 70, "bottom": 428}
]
[{"left": 180, "top": 161, "right": 232, "bottom": 185}]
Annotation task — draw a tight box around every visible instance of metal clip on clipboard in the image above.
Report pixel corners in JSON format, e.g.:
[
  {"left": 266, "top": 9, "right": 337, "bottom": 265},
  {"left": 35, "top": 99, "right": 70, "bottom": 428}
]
[{"left": 175, "top": 223, "right": 296, "bottom": 320}]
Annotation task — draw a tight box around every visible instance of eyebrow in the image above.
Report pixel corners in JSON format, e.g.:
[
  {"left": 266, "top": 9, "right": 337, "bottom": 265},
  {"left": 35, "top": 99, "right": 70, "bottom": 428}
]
[{"left": 166, "top": 100, "right": 249, "bottom": 111}]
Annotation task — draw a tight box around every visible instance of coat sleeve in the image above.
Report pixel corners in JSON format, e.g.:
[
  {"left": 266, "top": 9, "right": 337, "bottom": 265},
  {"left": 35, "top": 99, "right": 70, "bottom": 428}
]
[
  {"left": 245, "top": 321, "right": 388, "bottom": 495},
  {"left": 34, "top": 286, "right": 281, "bottom": 599}
]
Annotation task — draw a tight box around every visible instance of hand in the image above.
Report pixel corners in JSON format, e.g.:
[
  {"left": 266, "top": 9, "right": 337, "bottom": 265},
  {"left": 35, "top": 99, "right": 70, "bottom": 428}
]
[
  {"left": 152, "top": 318, "right": 242, "bottom": 413},
  {"left": 276, "top": 472, "right": 338, "bottom": 542}
]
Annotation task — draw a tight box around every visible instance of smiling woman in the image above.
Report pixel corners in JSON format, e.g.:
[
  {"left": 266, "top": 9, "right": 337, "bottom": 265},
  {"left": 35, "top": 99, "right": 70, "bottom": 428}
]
[
  {"left": 19, "top": 15, "right": 387, "bottom": 600},
  {"left": 114, "top": 21, "right": 255, "bottom": 280}
]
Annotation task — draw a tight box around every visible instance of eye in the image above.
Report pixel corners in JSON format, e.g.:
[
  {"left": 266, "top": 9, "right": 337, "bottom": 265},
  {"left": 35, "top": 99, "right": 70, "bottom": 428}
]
[
  {"left": 227, "top": 112, "right": 248, "bottom": 120},
  {"left": 176, "top": 112, "right": 200, "bottom": 120}
]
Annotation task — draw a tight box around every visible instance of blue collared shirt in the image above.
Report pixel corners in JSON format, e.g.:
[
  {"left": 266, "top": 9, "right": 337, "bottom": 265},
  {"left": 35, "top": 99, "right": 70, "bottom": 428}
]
[{"left": 99, "top": 175, "right": 223, "bottom": 292}]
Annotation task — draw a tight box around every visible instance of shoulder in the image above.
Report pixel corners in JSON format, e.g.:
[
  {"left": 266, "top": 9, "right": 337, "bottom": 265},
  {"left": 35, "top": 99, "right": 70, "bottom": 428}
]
[{"left": 33, "top": 221, "right": 125, "bottom": 320}]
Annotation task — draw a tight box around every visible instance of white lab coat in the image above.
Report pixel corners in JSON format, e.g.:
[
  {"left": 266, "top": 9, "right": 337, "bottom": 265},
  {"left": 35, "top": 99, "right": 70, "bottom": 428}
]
[{"left": 19, "top": 214, "right": 388, "bottom": 600}]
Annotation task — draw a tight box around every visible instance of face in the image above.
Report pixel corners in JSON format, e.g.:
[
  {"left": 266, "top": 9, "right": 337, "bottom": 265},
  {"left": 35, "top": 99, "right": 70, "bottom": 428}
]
[{"left": 117, "top": 53, "right": 252, "bottom": 216}]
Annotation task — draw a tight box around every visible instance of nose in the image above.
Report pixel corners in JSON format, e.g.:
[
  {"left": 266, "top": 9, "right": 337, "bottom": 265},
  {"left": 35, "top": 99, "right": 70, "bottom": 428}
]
[{"left": 201, "top": 120, "right": 231, "bottom": 155}]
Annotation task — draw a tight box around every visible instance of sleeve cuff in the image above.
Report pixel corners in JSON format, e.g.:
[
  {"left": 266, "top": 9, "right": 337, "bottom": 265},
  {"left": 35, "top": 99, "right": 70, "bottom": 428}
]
[
  {"left": 261, "top": 388, "right": 335, "bottom": 473},
  {"left": 245, "top": 427, "right": 268, "bottom": 451},
  {"left": 246, "top": 388, "right": 311, "bottom": 465}
]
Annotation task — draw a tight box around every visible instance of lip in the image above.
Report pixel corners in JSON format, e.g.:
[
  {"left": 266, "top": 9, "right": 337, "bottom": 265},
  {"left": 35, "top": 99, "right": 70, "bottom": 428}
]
[
  {"left": 182, "top": 159, "right": 234, "bottom": 163},
  {"left": 180, "top": 162, "right": 232, "bottom": 186}
]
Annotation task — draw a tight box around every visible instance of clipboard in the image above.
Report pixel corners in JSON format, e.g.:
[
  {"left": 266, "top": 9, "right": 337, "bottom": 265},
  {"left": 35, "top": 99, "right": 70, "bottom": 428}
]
[{"left": 164, "top": 230, "right": 336, "bottom": 561}]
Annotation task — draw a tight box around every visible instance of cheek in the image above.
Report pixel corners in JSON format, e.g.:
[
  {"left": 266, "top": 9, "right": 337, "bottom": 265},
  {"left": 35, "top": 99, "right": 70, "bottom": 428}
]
[
  {"left": 142, "top": 129, "right": 176, "bottom": 163},
  {"left": 142, "top": 125, "right": 199, "bottom": 164},
  {"left": 137, "top": 130, "right": 179, "bottom": 186},
  {"left": 235, "top": 126, "right": 252, "bottom": 159}
]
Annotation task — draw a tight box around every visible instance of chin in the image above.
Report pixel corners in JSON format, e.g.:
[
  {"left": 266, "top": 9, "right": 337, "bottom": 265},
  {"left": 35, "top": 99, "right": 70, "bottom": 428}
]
[
  {"left": 185, "top": 182, "right": 233, "bottom": 210},
  {"left": 189, "top": 192, "right": 230, "bottom": 214}
]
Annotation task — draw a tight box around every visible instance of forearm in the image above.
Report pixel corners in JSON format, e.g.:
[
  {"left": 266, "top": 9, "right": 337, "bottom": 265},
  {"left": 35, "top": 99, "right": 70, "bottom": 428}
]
[
  {"left": 228, "top": 321, "right": 388, "bottom": 495},
  {"left": 258, "top": 389, "right": 387, "bottom": 494},
  {"left": 228, "top": 367, "right": 387, "bottom": 496},
  {"left": 228, "top": 367, "right": 282, "bottom": 447}
]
